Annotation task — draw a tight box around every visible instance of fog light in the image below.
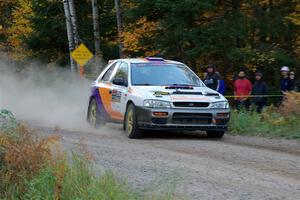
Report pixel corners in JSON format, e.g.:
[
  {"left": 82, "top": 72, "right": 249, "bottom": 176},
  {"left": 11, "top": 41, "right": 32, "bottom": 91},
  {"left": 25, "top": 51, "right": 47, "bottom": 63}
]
[
  {"left": 153, "top": 112, "right": 168, "bottom": 117},
  {"left": 217, "top": 113, "right": 230, "bottom": 118}
]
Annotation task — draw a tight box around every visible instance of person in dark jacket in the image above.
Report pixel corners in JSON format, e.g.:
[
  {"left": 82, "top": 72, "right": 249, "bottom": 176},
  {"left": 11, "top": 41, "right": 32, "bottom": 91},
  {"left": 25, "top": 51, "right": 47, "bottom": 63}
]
[
  {"left": 289, "top": 72, "right": 299, "bottom": 92},
  {"left": 203, "top": 64, "right": 220, "bottom": 91},
  {"left": 216, "top": 72, "right": 226, "bottom": 95},
  {"left": 251, "top": 72, "right": 267, "bottom": 113},
  {"left": 280, "top": 66, "right": 291, "bottom": 92}
]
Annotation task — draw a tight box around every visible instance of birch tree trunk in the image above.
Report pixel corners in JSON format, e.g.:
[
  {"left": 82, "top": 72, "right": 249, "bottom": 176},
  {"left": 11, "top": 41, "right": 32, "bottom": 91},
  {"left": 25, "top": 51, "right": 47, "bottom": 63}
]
[
  {"left": 68, "top": 0, "right": 80, "bottom": 46},
  {"left": 92, "top": 0, "right": 101, "bottom": 57},
  {"left": 92, "top": 0, "right": 103, "bottom": 72},
  {"left": 63, "top": 0, "right": 76, "bottom": 72},
  {"left": 114, "top": 0, "right": 124, "bottom": 58}
]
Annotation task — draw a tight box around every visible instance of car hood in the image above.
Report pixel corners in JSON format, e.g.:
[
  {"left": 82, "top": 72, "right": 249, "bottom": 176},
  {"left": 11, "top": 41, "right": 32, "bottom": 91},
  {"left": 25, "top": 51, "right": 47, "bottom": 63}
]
[{"left": 130, "top": 85, "right": 227, "bottom": 102}]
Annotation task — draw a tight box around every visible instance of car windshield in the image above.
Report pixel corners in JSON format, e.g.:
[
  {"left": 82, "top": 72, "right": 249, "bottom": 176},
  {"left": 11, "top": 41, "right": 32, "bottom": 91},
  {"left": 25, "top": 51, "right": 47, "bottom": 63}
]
[{"left": 131, "top": 63, "right": 204, "bottom": 86}]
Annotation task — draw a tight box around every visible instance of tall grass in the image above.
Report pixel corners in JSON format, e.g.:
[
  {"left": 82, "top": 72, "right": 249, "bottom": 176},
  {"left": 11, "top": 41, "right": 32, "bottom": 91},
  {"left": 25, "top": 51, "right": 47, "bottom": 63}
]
[{"left": 229, "top": 92, "right": 300, "bottom": 139}]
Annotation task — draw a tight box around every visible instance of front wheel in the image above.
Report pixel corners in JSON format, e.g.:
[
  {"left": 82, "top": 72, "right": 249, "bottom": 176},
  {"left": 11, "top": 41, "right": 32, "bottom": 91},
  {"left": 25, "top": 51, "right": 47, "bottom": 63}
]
[
  {"left": 87, "top": 98, "right": 105, "bottom": 128},
  {"left": 206, "top": 131, "right": 225, "bottom": 138},
  {"left": 124, "top": 103, "right": 143, "bottom": 139}
]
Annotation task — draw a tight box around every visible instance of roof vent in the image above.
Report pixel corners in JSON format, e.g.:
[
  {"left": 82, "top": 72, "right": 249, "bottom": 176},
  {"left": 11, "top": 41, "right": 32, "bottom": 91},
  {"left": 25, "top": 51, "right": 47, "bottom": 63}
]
[{"left": 145, "top": 57, "right": 164, "bottom": 61}]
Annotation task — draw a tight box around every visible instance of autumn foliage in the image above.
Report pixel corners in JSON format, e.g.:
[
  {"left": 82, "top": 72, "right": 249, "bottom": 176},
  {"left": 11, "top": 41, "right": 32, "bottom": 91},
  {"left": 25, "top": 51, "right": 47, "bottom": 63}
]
[{"left": 279, "top": 92, "right": 300, "bottom": 117}]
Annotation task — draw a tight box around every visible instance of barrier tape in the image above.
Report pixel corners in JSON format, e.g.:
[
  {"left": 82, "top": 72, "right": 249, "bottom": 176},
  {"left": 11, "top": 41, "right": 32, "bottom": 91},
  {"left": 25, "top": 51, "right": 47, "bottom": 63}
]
[{"left": 224, "top": 94, "right": 283, "bottom": 98}]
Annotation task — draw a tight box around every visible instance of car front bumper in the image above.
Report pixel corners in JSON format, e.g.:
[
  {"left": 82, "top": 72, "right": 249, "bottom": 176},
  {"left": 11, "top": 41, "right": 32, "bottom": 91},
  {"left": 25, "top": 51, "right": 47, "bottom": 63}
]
[{"left": 135, "top": 106, "right": 230, "bottom": 131}]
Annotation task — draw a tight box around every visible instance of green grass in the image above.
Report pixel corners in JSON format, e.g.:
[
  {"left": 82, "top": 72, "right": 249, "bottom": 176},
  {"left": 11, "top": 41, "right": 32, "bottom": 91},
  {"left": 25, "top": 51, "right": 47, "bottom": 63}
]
[
  {"left": 22, "top": 153, "right": 140, "bottom": 200},
  {"left": 229, "top": 109, "right": 300, "bottom": 139}
]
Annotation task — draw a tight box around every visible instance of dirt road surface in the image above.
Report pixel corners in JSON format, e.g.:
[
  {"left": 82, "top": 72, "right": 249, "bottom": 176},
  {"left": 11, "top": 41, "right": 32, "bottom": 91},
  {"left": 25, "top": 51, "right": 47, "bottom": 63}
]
[{"left": 38, "top": 124, "right": 300, "bottom": 200}]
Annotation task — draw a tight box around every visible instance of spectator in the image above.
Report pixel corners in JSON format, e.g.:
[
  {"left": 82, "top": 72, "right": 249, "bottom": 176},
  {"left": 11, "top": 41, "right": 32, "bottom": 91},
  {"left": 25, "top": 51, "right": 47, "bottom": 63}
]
[
  {"left": 203, "top": 72, "right": 207, "bottom": 80},
  {"left": 289, "top": 71, "right": 299, "bottom": 92},
  {"left": 280, "top": 66, "right": 291, "bottom": 92},
  {"left": 251, "top": 72, "right": 267, "bottom": 113},
  {"left": 216, "top": 72, "right": 226, "bottom": 95},
  {"left": 234, "top": 70, "right": 252, "bottom": 110},
  {"left": 203, "top": 64, "right": 220, "bottom": 91}
]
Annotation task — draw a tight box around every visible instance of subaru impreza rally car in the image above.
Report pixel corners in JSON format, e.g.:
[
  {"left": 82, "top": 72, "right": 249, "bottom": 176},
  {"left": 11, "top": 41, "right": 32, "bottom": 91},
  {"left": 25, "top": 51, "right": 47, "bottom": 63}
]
[{"left": 87, "top": 57, "right": 230, "bottom": 139}]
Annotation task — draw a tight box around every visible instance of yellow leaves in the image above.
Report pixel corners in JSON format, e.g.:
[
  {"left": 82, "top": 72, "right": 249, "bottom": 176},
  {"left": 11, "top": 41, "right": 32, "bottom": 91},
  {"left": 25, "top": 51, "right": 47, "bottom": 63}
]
[
  {"left": 0, "top": 135, "right": 9, "bottom": 146},
  {"left": 243, "top": 49, "right": 276, "bottom": 72},
  {"left": 285, "top": 2, "right": 300, "bottom": 25},
  {"left": 121, "top": 17, "right": 158, "bottom": 56},
  {"left": 293, "top": 34, "right": 300, "bottom": 58},
  {"left": 245, "top": 63, "right": 257, "bottom": 72},
  {"left": 0, "top": 0, "right": 15, "bottom": 6},
  {"left": 6, "top": 0, "right": 33, "bottom": 60},
  {"left": 286, "top": 12, "right": 300, "bottom": 25},
  {"left": 279, "top": 92, "right": 300, "bottom": 117},
  {"left": 121, "top": 0, "right": 138, "bottom": 9},
  {"left": 145, "top": 50, "right": 160, "bottom": 57},
  {"left": 259, "top": 93, "right": 300, "bottom": 126}
]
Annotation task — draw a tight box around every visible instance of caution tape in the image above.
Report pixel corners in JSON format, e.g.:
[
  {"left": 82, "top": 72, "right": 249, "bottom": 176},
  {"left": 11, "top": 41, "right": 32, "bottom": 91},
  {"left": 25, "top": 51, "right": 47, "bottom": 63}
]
[{"left": 224, "top": 94, "right": 283, "bottom": 98}]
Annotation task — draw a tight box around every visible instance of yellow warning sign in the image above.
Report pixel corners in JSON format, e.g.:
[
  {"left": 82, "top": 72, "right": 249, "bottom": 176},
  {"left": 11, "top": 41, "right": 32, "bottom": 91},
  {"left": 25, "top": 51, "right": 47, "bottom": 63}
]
[{"left": 71, "top": 43, "right": 93, "bottom": 66}]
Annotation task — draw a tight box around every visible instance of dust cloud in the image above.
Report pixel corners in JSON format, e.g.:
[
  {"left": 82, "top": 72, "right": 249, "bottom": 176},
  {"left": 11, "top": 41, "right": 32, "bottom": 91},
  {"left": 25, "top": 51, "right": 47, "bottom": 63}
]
[{"left": 0, "top": 58, "right": 98, "bottom": 132}]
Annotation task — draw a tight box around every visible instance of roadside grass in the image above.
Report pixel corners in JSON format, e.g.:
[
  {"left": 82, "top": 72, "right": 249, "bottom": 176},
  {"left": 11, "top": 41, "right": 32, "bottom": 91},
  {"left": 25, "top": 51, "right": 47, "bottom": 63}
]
[
  {"left": 23, "top": 154, "right": 140, "bottom": 200},
  {"left": 229, "top": 92, "right": 300, "bottom": 139},
  {"left": 0, "top": 111, "right": 181, "bottom": 200}
]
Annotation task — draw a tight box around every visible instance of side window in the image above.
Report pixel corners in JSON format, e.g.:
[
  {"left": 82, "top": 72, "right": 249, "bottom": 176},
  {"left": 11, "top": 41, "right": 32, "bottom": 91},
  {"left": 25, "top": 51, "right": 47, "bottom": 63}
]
[
  {"left": 102, "top": 63, "right": 117, "bottom": 82},
  {"left": 112, "top": 62, "right": 128, "bottom": 86}
]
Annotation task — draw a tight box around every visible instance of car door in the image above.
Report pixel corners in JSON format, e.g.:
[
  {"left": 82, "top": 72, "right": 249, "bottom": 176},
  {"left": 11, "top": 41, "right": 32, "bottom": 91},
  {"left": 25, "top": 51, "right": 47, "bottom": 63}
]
[
  {"left": 97, "top": 61, "right": 120, "bottom": 120},
  {"left": 110, "top": 62, "right": 129, "bottom": 120}
]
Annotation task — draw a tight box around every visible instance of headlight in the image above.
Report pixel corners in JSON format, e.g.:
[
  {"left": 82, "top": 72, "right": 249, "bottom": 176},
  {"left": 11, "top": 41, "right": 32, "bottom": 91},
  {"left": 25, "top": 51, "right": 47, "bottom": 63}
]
[
  {"left": 143, "top": 100, "right": 171, "bottom": 108},
  {"left": 211, "top": 101, "right": 229, "bottom": 109}
]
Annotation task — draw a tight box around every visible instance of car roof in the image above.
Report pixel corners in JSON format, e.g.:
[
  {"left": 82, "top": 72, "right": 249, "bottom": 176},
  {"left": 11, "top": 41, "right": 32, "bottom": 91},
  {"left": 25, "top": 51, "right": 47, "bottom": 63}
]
[{"left": 109, "top": 58, "right": 184, "bottom": 65}]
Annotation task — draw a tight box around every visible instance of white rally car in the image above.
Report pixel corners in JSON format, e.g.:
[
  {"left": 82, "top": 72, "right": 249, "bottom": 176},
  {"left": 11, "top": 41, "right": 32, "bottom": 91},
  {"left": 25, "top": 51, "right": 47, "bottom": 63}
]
[{"left": 87, "top": 57, "right": 230, "bottom": 138}]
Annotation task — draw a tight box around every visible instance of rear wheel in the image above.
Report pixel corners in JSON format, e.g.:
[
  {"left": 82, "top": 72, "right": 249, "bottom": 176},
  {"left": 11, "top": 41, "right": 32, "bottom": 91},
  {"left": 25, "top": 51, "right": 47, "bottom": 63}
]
[
  {"left": 87, "top": 98, "right": 105, "bottom": 128},
  {"left": 206, "top": 131, "right": 224, "bottom": 138},
  {"left": 125, "top": 103, "right": 143, "bottom": 139}
]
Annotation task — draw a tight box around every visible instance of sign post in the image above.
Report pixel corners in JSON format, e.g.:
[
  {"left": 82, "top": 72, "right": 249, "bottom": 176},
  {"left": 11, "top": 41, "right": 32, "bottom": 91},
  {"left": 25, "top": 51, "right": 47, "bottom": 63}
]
[{"left": 71, "top": 43, "right": 93, "bottom": 78}]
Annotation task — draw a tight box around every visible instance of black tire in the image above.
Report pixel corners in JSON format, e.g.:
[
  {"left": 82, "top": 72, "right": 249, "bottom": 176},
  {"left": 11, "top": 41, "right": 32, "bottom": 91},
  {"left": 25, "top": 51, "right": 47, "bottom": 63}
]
[
  {"left": 124, "top": 103, "right": 143, "bottom": 139},
  {"left": 206, "top": 131, "right": 225, "bottom": 138},
  {"left": 87, "top": 98, "right": 105, "bottom": 128}
]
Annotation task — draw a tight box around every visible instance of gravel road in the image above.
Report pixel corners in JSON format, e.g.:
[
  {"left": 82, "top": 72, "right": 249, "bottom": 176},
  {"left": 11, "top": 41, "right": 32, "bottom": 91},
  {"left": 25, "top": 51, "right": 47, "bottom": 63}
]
[{"left": 39, "top": 124, "right": 300, "bottom": 200}]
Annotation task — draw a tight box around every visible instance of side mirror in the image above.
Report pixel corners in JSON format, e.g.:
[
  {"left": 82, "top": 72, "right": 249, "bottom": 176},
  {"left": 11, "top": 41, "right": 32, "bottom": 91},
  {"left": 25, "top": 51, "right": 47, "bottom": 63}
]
[{"left": 113, "top": 77, "right": 127, "bottom": 86}]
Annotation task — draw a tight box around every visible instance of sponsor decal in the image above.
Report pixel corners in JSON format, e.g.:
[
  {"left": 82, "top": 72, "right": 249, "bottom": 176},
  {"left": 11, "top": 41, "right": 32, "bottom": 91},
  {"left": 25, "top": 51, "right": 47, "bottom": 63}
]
[
  {"left": 111, "top": 89, "right": 122, "bottom": 103},
  {"left": 153, "top": 91, "right": 170, "bottom": 96}
]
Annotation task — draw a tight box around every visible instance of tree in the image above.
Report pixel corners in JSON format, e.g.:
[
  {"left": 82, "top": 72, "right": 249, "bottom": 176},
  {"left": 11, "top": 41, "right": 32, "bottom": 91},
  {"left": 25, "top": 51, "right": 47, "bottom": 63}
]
[
  {"left": 114, "top": 0, "right": 124, "bottom": 58},
  {"left": 63, "top": 0, "right": 76, "bottom": 72},
  {"left": 26, "top": 0, "right": 69, "bottom": 65},
  {"left": 68, "top": 0, "right": 80, "bottom": 47},
  {"left": 6, "top": 0, "right": 33, "bottom": 60},
  {"left": 92, "top": 0, "right": 104, "bottom": 71},
  {"left": 121, "top": 17, "right": 159, "bottom": 57},
  {"left": 92, "top": 0, "right": 101, "bottom": 58}
]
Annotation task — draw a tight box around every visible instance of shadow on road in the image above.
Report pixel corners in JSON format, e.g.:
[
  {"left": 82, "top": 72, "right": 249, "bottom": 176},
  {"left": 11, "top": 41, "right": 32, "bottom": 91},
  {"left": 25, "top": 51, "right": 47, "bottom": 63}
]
[{"left": 141, "top": 130, "right": 212, "bottom": 140}]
